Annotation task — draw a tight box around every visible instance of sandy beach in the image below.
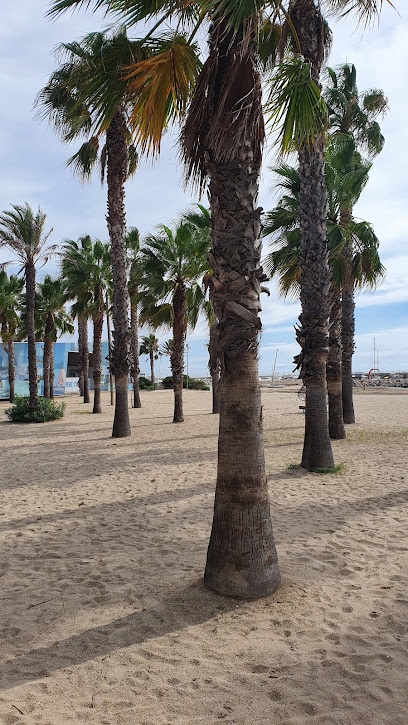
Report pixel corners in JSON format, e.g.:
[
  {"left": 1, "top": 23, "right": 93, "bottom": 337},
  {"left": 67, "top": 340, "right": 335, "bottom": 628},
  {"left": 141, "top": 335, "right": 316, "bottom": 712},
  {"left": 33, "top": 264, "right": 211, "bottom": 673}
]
[{"left": 0, "top": 388, "right": 407, "bottom": 725}]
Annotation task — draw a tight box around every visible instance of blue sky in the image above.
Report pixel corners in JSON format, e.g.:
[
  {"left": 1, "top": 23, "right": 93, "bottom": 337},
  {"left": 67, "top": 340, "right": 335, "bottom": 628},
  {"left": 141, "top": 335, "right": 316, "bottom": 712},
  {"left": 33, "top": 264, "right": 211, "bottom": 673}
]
[{"left": 1, "top": 2, "right": 407, "bottom": 378}]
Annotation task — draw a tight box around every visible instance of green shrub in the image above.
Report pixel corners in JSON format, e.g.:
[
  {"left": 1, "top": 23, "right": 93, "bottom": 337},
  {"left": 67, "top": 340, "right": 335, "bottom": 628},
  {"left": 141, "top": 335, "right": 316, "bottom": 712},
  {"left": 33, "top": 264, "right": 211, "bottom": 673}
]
[
  {"left": 162, "top": 375, "right": 209, "bottom": 391},
  {"left": 5, "top": 396, "right": 66, "bottom": 423},
  {"left": 139, "top": 376, "right": 155, "bottom": 390}
]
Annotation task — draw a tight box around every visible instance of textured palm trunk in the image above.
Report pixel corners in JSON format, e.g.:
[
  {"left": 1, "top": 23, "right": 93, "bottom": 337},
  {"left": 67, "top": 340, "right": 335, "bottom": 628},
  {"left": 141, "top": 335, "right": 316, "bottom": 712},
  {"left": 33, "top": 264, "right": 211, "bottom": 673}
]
[
  {"left": 209, "top": 321, "right": 220, "bottom": 414},
  {"left": 43, "top": 313, "right": 53, "bottom": 399},
  {"left": 8, "top": 337, "right": 15, "bottom": 402},
  {"left": 130, "top": 298, "right": 141, "bottom": 408},
  {"left": 291, "top": 0, "right": 334, "bottom": 470},
  {"left": 149, "top": 350, "right": 156, "bottom": 389},
  {"left": 106, "top": 109, "right": 131, "bottom": 438},
  {"left": 341, "top": 211, "right": 355, "bottom": 424},
  {"left": 171, "top": 283, "right": 186, "bottom": 423},
  {"left": 205, "top": 153, "right": 280, "bottom": 597},
  {"left": 202, "top": 29, "right": 279, "bottom": 597},
  {"left": 79, "top": 318, "right": 90, "bottom": 404},
  {"left": 92, "top": 305, "right": 103, "bottom": 415},
  {"left": 105, "top": 296, "right": 114, "bottom": 406},
  {"left": 78, "top": 322, "right": 84, "bottom": 396},
  {"left": 25, "top": 262, "right": 38, "bottom": 411},
  {"left": 327, "top": 286, "right": 346, "bottom": 439},
  {"left": 49, "top": 342, "right": 54, "bottom": 400}
]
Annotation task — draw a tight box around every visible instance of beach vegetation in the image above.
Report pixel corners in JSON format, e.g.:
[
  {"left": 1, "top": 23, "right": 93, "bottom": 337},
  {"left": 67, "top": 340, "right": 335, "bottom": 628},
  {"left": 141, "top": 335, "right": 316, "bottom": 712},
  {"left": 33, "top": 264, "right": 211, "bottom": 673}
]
[
  {"left": 308, "top": 463, "right": 345, "bottom": 475},
  {"left": 138, "top": 375, "right": 155, "bottom": 391},
  {"left": 162, "top": 375, "right": 209, "bottom": 391},
  {"left": 5, "top": 395, "right": 65, "bottom": 423}
]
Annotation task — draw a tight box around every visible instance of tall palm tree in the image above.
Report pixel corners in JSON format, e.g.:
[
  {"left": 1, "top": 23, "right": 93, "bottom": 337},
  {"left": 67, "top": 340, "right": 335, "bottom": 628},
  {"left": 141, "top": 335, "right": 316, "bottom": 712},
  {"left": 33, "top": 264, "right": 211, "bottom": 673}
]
[
  {"left": 0, "top": 271, "right": 24, "bottom": 402},
  {"left": 324, "top": 63, "right": 387, "bottom": 424},
  {"left": 37, "top": 30, "right": 136, "bottom": 437},
  {"left": 48, "top": 0, "right": 394, "bottom": 600},
  {"left": 37, "top": 27, "right": 199, "bottom": 436},
  {"left": 139, "top": 334, "right": 159, "bottom": 388},
  {"left": 0, "top": 204, "right": 56, "bottom": 411},
  {"left": 139, "top": 223, "right": 208, "bottom": 423},
  {"left": 127, "top": 227, "right": 142, "bottom": 408},
  {"left": 36, "top": 275, "right": 74, "bottom": 398},
  {"left": 61, "top": 236, "right": 111, "bottom": 414},
  {"left": 263, "top": 150, "right": 385, "bottom": 438}
]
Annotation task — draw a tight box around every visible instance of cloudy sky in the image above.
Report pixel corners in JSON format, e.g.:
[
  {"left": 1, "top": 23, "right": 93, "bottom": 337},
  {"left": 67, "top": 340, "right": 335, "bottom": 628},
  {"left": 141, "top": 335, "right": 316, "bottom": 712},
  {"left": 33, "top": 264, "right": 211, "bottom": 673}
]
[{"left": 1, "top": 1, "right": 407, "bottom": 378}]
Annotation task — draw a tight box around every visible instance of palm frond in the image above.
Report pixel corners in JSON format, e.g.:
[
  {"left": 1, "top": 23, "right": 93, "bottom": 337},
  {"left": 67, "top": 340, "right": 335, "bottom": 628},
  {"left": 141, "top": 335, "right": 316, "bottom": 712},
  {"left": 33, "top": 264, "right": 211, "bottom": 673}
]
[
  {"left": 124, "top": 33, "right": 201, "bottom": 157},
  {"left": 266, "top": 55, "right": 328, "bottom": 153}
]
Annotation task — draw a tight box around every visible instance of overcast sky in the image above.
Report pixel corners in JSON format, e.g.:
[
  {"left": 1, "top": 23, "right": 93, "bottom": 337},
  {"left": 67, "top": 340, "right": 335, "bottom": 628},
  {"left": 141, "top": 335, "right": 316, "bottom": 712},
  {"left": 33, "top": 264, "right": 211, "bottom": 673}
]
[{"left": 1, "top": 1, "right": 407, "bottom": 377}]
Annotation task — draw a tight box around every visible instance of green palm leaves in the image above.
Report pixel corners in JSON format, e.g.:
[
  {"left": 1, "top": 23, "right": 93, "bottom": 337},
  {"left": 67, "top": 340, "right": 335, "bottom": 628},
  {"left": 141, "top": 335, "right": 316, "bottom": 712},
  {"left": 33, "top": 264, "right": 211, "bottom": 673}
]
[
  {"left": 263, "top": 147, "right": 385, "bottom": 296},
  {"left": 0, "top": 204, "right": 56, "bottom": 271}
]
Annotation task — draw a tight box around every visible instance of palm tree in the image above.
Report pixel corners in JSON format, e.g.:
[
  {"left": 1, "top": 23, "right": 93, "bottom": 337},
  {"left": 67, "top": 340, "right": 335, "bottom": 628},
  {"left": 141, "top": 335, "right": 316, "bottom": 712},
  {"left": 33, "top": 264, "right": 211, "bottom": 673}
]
[
  {"left": 48, "top": 0, "right": 393, "bottom": 600},
  {"left": 36, "top": 276, "right": 74, "bottom": 398},
  {"left": 263, "top": 149, "right": 385, "bottom": 438},
  {"left": 37, "top": 27, "right": 200, "bottom": 436},
  {"left": 0, "top": 271, "right": 24, "bottom": 402},
  {"left": 324, "top": 63, "right": 387, "bottom": 424},
  {"left": 37, "top": 30, "right": 136, "bottom": 437},
  {"left": 139, "top": 334, "right": 159, "bottom": 388},
  {"left": 0, "top": 204, "right": 56, "bottom": 411},
  {"left": 61, "top": 236, "right": 111, "bottom": 414},
  {"left": 139, "top": 223, "right": 208, "bottom": 423},
  {"left": 182, "top": 205, "right": 220, "bottom": 414},
  {"left": 127, "top": 227, "right": 142, "bottom": 408}
]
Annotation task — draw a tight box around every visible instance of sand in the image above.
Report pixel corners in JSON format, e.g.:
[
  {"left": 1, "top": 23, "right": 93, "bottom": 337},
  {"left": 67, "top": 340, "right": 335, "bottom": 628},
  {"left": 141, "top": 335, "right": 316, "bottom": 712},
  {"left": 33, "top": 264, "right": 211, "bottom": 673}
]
[{"left": 0, "top": 388, "right": 407, "bottom": 725}]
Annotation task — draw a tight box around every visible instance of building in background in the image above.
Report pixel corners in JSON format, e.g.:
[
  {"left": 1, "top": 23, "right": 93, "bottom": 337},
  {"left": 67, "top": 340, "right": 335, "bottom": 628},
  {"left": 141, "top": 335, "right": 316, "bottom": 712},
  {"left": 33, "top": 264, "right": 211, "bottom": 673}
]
[{"left": 0, "top": 342, "right": 111, "bottom": 399}]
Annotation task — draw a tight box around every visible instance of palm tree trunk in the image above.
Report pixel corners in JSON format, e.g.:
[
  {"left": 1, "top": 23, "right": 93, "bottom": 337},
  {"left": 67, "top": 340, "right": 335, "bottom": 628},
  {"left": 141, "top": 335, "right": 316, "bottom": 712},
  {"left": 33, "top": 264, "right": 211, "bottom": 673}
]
[
  {"left": 327, "top": 286, "right": 346, "bottom": 439},
  {"left": 8, "top": 337, "right": 15, "bottom": 402},
  {"left": 92, "top": 309, "right": 103, "bottom": 415},
  {"left": 106, "top": 108, "right": 131, "bottom": 438},
  {"left": 25, "top": 262, "right": 38, "bottom": 411},
  {"left": 43, "top": 313, "right": 53, "bottom": 399},
  {"left": 78, "top": 321, "right": 84, "bottom": 396},
  {"left": 291, "top": 0, "right": 334, "bottom": 470},
  {"left": 79, "top": 318, "right": 90, "bottom": 403},
  {"left": 203, "top": 30, "right": 279, "bottom": 597},
  {"left": 150, "top": 350, "right": 155, "bottom": 389},
  {"left": 209, "top": 321, "right": 220, "bottom": 414},
  {"left": 341, "top": 220, "right": 355, "bottom": 424},
  {"left": 171, "top": 283, "right": 186, "bottom": 423},
  {"left": 49, "top": 342, "right": 54, "bottom": 400},
  {"left": 130, "top": 298, "right": 141, "bottom": 408},
  {"left": 106, "top": 293, "right": 114, "bottom": 406}
]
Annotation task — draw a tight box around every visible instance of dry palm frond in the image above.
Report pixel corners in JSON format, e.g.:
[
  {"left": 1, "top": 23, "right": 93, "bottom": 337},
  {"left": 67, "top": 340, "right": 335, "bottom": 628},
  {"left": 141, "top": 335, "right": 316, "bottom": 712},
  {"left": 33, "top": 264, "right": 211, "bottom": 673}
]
[{"left": 124, "top": 33, "right": 200, "bottom": 157}]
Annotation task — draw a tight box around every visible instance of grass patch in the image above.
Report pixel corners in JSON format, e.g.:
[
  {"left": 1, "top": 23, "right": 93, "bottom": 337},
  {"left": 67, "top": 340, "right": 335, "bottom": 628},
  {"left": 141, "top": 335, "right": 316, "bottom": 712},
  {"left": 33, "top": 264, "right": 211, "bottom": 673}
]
[
  {"left": 308, "top": 463, "right": 345, "bottom": 475},
  {"left": 287, "top": 463, "right": 301, "bottom": 470},
  {"left": 73, "top": 410, "right": 92, "bottom": 414}
]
